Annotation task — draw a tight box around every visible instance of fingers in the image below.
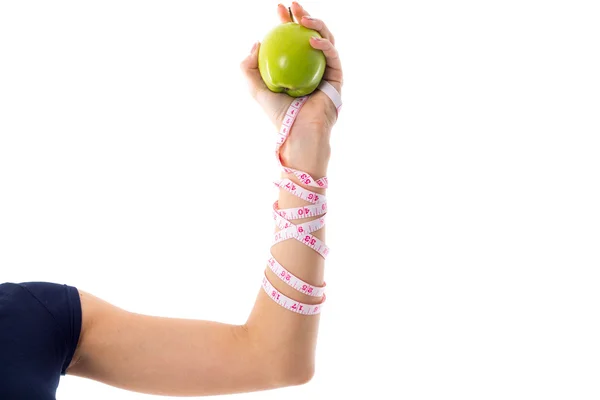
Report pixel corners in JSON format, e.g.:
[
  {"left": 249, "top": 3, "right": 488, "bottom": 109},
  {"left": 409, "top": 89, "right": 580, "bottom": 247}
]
[
  {"left": 290, "top": 1, "right": 311, "bottom": 21},
  {"left": 301, "top": 16, "right": 335, "bottom": 45},
  {"left": 310, "top": 37, "right": 340, "bottom": 70},
  {"left": 309, "top": 37, "right": 343, "bottom": 89},
  {"left": 275, "top": 3, "right": 343, "bottom": 91},
  {"left": 282, "top": 3, "right": 336, "bottom": 45},
  {"left": 277, "top": 3, "right": 292, "bottom": 23}
]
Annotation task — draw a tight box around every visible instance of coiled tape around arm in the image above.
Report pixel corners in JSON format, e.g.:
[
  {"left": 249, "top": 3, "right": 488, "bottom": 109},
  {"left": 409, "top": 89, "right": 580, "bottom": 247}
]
[{"left": 263, "top": 81, "right": 341, "bottom": 315}]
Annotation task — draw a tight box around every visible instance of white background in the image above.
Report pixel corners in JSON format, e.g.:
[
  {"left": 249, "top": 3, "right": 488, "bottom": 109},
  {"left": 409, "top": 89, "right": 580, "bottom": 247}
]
[{"left": 1, "top": 0, "right": 599, "bottom": 399}]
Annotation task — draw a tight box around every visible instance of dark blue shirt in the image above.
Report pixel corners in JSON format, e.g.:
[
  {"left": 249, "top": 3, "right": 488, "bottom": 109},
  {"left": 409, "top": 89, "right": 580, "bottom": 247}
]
[{"left": 0, "top": 282, "right": 82, "bottom": 399}]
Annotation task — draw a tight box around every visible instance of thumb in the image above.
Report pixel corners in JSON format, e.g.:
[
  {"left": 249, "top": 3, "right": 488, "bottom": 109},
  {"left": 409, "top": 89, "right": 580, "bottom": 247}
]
[
  {"left": 240, "top": 42, "right": 288, "bottom": 128},
  {"left": 240, "top": 42, "right": 264, "bottom": 99}
]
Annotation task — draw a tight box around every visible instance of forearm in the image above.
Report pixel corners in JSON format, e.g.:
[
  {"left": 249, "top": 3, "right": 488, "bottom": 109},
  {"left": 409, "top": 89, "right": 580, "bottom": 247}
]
[{"left": 244, "top": 126, "right": 330, "bottom": 383}]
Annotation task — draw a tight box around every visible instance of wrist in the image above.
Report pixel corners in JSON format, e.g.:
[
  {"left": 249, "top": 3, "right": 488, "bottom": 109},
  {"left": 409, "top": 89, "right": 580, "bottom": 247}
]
[{"left": 279, "top": 125, "right": 331, "bottom": 179}]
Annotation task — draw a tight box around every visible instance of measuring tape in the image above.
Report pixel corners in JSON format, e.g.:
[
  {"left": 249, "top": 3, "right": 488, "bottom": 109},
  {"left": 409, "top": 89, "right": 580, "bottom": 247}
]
[{"left": 262, "top": 80, "right": 341, "bottom": 315}]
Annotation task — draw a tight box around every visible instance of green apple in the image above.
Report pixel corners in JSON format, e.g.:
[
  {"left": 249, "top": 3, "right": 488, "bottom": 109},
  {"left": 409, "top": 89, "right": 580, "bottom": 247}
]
[{"left": 258, "top": 22, "right": 326, "bottom": 97}]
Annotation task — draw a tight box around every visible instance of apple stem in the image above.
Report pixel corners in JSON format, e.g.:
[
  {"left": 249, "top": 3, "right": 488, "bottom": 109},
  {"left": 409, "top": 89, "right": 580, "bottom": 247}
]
[{"left": 288, "top": 6, "right": 294, "bottom": 23}]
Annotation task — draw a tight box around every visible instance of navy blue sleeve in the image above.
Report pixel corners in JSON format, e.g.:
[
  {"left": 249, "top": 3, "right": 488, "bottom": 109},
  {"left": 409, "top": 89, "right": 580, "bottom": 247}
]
[
  {"left": 18, "top": 282, "right": 83, "bottom": 375},
  {"left": 0, "top": 282, "right": 82, "bottom": 399}
]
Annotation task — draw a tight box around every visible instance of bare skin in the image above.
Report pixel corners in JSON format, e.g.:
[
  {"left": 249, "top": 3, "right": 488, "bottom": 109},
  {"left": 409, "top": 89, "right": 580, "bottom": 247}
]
[{"left": 65, "top": 2, "right": 343, "bottom": 397}]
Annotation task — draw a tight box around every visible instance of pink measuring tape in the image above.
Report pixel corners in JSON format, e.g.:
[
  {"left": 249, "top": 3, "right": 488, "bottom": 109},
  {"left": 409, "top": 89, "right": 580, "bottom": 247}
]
[{"left": 262, "top": 80, "right": 342, "bottom": 315}]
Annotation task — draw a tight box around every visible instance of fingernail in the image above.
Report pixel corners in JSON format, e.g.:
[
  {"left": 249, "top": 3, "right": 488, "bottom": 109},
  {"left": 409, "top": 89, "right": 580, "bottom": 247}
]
[
  {"left": 250, "top": 42, "right": 258, "bottom": 53},
  {"left": 311, "top": 36, "right": 321, "bottom": 41}
]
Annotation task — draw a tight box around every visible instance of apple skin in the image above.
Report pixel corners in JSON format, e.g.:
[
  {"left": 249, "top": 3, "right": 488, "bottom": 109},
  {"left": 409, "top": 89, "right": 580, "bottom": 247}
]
[{"left": 258, "top": 22, "right": 326, "bottom": 97}]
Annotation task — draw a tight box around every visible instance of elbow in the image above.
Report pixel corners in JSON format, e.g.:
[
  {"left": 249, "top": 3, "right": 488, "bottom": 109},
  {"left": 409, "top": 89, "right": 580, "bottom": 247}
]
[
  {"left": 269, "top": 358, "right": 315, "bottom": 388},
  {"left": 281, "top": 364, "right": 315, "bottom": 387},
  {"left": 258, "top": 360, "right": 315, "bottom": 391},
  {"left": 241, "top": 324, "right": 316, "bottom": 389}
]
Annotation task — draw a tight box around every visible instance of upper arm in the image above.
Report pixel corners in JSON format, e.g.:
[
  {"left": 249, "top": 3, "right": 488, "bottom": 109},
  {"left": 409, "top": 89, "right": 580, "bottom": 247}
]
[{"left": 67, "top": 290, "right": 282, "bottom": 396}]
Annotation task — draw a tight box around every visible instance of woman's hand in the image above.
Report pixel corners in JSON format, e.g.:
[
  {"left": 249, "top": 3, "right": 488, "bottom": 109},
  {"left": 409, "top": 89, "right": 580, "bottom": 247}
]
[{"left": 240, "top": 2, "right": 343, "bottom": 177}]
